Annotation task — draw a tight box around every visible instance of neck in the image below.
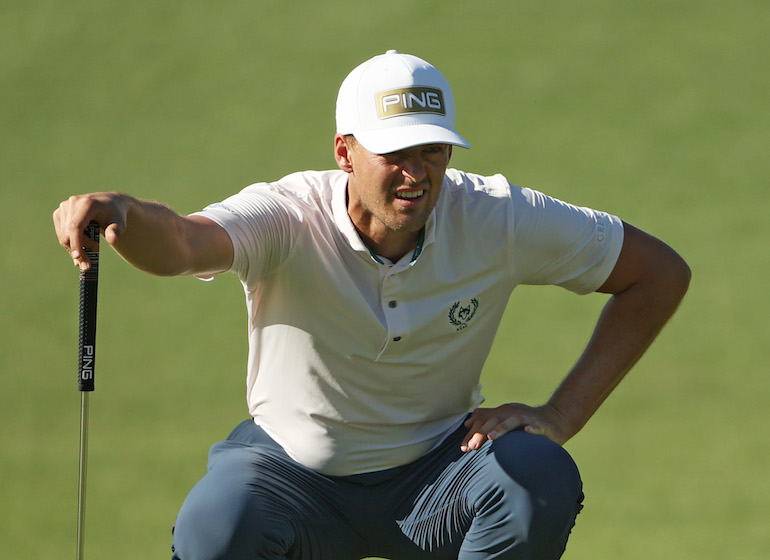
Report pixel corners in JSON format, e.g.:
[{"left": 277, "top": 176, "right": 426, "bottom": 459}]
[{"left": 345, "top": 184, "right": 425, "bottom": 262}]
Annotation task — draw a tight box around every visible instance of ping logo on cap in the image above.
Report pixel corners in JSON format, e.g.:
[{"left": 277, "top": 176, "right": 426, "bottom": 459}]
[{"left": 376, "top": 87, "right": 446, "bottom": 119}]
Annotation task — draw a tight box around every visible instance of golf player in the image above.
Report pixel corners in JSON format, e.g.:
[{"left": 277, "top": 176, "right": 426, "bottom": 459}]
[{"left": 54, "top": 50, "right": 690, "bottom": 559}]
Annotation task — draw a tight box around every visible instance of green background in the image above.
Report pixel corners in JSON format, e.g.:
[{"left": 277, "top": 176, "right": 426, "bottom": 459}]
[{"left": 2, "top": 1, "right": 768, "bottom": 558}]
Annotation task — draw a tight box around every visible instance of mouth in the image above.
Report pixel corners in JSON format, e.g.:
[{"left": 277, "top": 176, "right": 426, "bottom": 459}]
[{"left": 395, "top": 189, "right": 425, "bottom": 200}]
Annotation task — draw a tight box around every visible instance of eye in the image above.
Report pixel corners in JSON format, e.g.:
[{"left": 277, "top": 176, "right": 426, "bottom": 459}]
[
  {"left": 422, "top": 146, "right": 450, "bottom": 160},
  {"left": 381, "top": 151, "right": 405, "bottom": 165}
]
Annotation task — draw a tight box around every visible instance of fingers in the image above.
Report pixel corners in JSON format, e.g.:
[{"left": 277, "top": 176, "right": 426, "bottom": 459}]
[
  {"left": 460, "top": 426, "right": 486, "bottom": 453},
  {"left": 53, "top": 193, "right": 121, "bottom": 270},
  {"left": 460, "top": 403, "right": 555, "bottom": 452},
  {"left": 461, "top": 409, "right": 525, "bottom": 452},
  {"left": 54, "top": 198, "right": 91, "bottom": 270}
]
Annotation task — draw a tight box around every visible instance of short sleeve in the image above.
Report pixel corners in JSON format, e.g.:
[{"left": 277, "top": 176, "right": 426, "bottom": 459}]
[
  {"left": 510, "top": 186, "right": 624, "bottom": 294},
  {"left": 191, "top": 183, "right": 303, "bottom": 290}
]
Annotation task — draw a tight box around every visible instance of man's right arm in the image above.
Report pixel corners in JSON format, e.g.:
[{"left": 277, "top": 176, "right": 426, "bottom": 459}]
[{"left": 53, "top": 191, "right": 233, "bottom": 277}]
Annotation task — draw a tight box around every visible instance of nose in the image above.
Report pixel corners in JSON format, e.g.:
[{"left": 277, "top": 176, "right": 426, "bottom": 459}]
[{"left": 400, "top": 155, "right": 428, "bottom": 184}]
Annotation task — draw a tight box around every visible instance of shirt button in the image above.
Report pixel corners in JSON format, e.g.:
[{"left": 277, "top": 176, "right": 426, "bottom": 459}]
[
  {"left": 393, "top": 336, "right": 402, "bottom": 342},
  {"left": 388, "top": 300, "right": 398, "bottom": 308}
]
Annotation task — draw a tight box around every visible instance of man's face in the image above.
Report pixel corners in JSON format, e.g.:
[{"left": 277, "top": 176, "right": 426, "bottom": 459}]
[{"left": 337, "top": 135, "right": 452, "bottom": 244}]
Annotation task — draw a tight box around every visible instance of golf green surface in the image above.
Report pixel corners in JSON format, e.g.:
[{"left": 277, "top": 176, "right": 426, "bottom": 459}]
[{"left": 2, "top": 1, "right": 768, "bottom": 557}]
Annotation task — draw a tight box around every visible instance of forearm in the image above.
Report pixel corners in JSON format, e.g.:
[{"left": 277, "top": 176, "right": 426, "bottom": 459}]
[
  {"left": 547, "top": 260, "right": 690, "bottom": 440},
  {"left": 110, "top": 194, "right": 198, "bottom": 276}
]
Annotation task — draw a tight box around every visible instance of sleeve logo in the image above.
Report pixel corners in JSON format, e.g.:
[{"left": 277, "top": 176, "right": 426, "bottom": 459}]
[{"left": 448, "top": 298, "right": 479, "bottom": 331}]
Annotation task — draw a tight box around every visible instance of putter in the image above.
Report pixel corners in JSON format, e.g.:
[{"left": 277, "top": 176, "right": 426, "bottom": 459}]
[{"left": 76, "top": 221, "right": 100, "bottom": 560}]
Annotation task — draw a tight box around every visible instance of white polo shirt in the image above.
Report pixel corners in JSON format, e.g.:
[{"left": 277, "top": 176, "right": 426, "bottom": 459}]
[{"left": 194, "top": 168, "right": 623, "bottom": 476}]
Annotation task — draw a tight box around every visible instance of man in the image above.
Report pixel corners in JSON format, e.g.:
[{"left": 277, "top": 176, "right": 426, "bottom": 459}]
[{"left": 54, "top": 50, "right": 690, "bottom": 559}]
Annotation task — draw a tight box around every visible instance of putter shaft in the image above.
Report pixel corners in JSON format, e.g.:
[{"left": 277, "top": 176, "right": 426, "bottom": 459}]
[{"left": 76, "top": 391, "right": 90, "bottom": 560}]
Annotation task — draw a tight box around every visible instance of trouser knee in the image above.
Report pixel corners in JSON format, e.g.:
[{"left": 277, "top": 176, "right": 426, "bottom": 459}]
[
  {"left": 492, "top": 431, "right": 582, "bottom": 499},
  {"left": 171, "top": 446, "right": 294, "bottom": 560},
  {"left": 482, "top": 431, "right": 584, "bottom": 559}
]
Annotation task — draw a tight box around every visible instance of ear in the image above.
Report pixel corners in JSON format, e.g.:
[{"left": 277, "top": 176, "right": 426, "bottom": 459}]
[{"left": 334, "top": 134, "right": 354, "bottom": 173}]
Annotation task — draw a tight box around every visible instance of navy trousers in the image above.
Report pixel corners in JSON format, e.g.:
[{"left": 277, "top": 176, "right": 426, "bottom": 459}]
[{"left": 171, "top": 420, "right": 583, "bottom": 560}]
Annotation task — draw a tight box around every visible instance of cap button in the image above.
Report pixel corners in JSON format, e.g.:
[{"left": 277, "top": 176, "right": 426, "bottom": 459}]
[{"left": 385, "top": 49, "right": 399, "bottom": 55}]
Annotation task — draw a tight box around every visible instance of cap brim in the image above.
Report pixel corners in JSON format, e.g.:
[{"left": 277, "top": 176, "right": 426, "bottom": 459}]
[{"left": 354, "top": 124, "right": 471, "bottom": 155}]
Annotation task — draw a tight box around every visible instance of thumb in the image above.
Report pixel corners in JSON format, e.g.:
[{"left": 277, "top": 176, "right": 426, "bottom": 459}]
[
  {"left": 523, "top": 424, "right": 544, "bottom": 436},
  {"left": 103, "top": 222, "right": 122, "bottom": 246}
]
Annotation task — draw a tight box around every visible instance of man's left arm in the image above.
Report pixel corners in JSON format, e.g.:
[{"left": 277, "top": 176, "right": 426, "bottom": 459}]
[{"left": 461, "top": 222, "right": 691, "bottom": 451}]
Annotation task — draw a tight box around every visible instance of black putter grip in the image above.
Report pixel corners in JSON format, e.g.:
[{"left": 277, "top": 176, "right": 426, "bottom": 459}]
[{"left": 78, "top": 222, "right": 100, "bottom": 392}]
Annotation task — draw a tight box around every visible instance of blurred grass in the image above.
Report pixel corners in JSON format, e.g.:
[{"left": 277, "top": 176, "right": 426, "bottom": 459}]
[{"left": 2, "top": 1, "right": 768, "bottom": 558}]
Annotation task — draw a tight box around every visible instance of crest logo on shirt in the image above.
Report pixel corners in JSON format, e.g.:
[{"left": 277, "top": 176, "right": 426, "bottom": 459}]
[{"left": 448, "top": 298, "right": 479, "bottom": 331}]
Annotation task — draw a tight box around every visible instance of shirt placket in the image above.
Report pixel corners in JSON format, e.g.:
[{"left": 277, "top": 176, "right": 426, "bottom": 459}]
[{"left": 376, "top": 266, "right": 409, "bottom": 360}]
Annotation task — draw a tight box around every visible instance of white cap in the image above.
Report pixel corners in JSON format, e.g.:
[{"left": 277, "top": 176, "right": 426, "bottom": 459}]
[{"left": 335, "top": 50, "right": 471, "bottom": 154}]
